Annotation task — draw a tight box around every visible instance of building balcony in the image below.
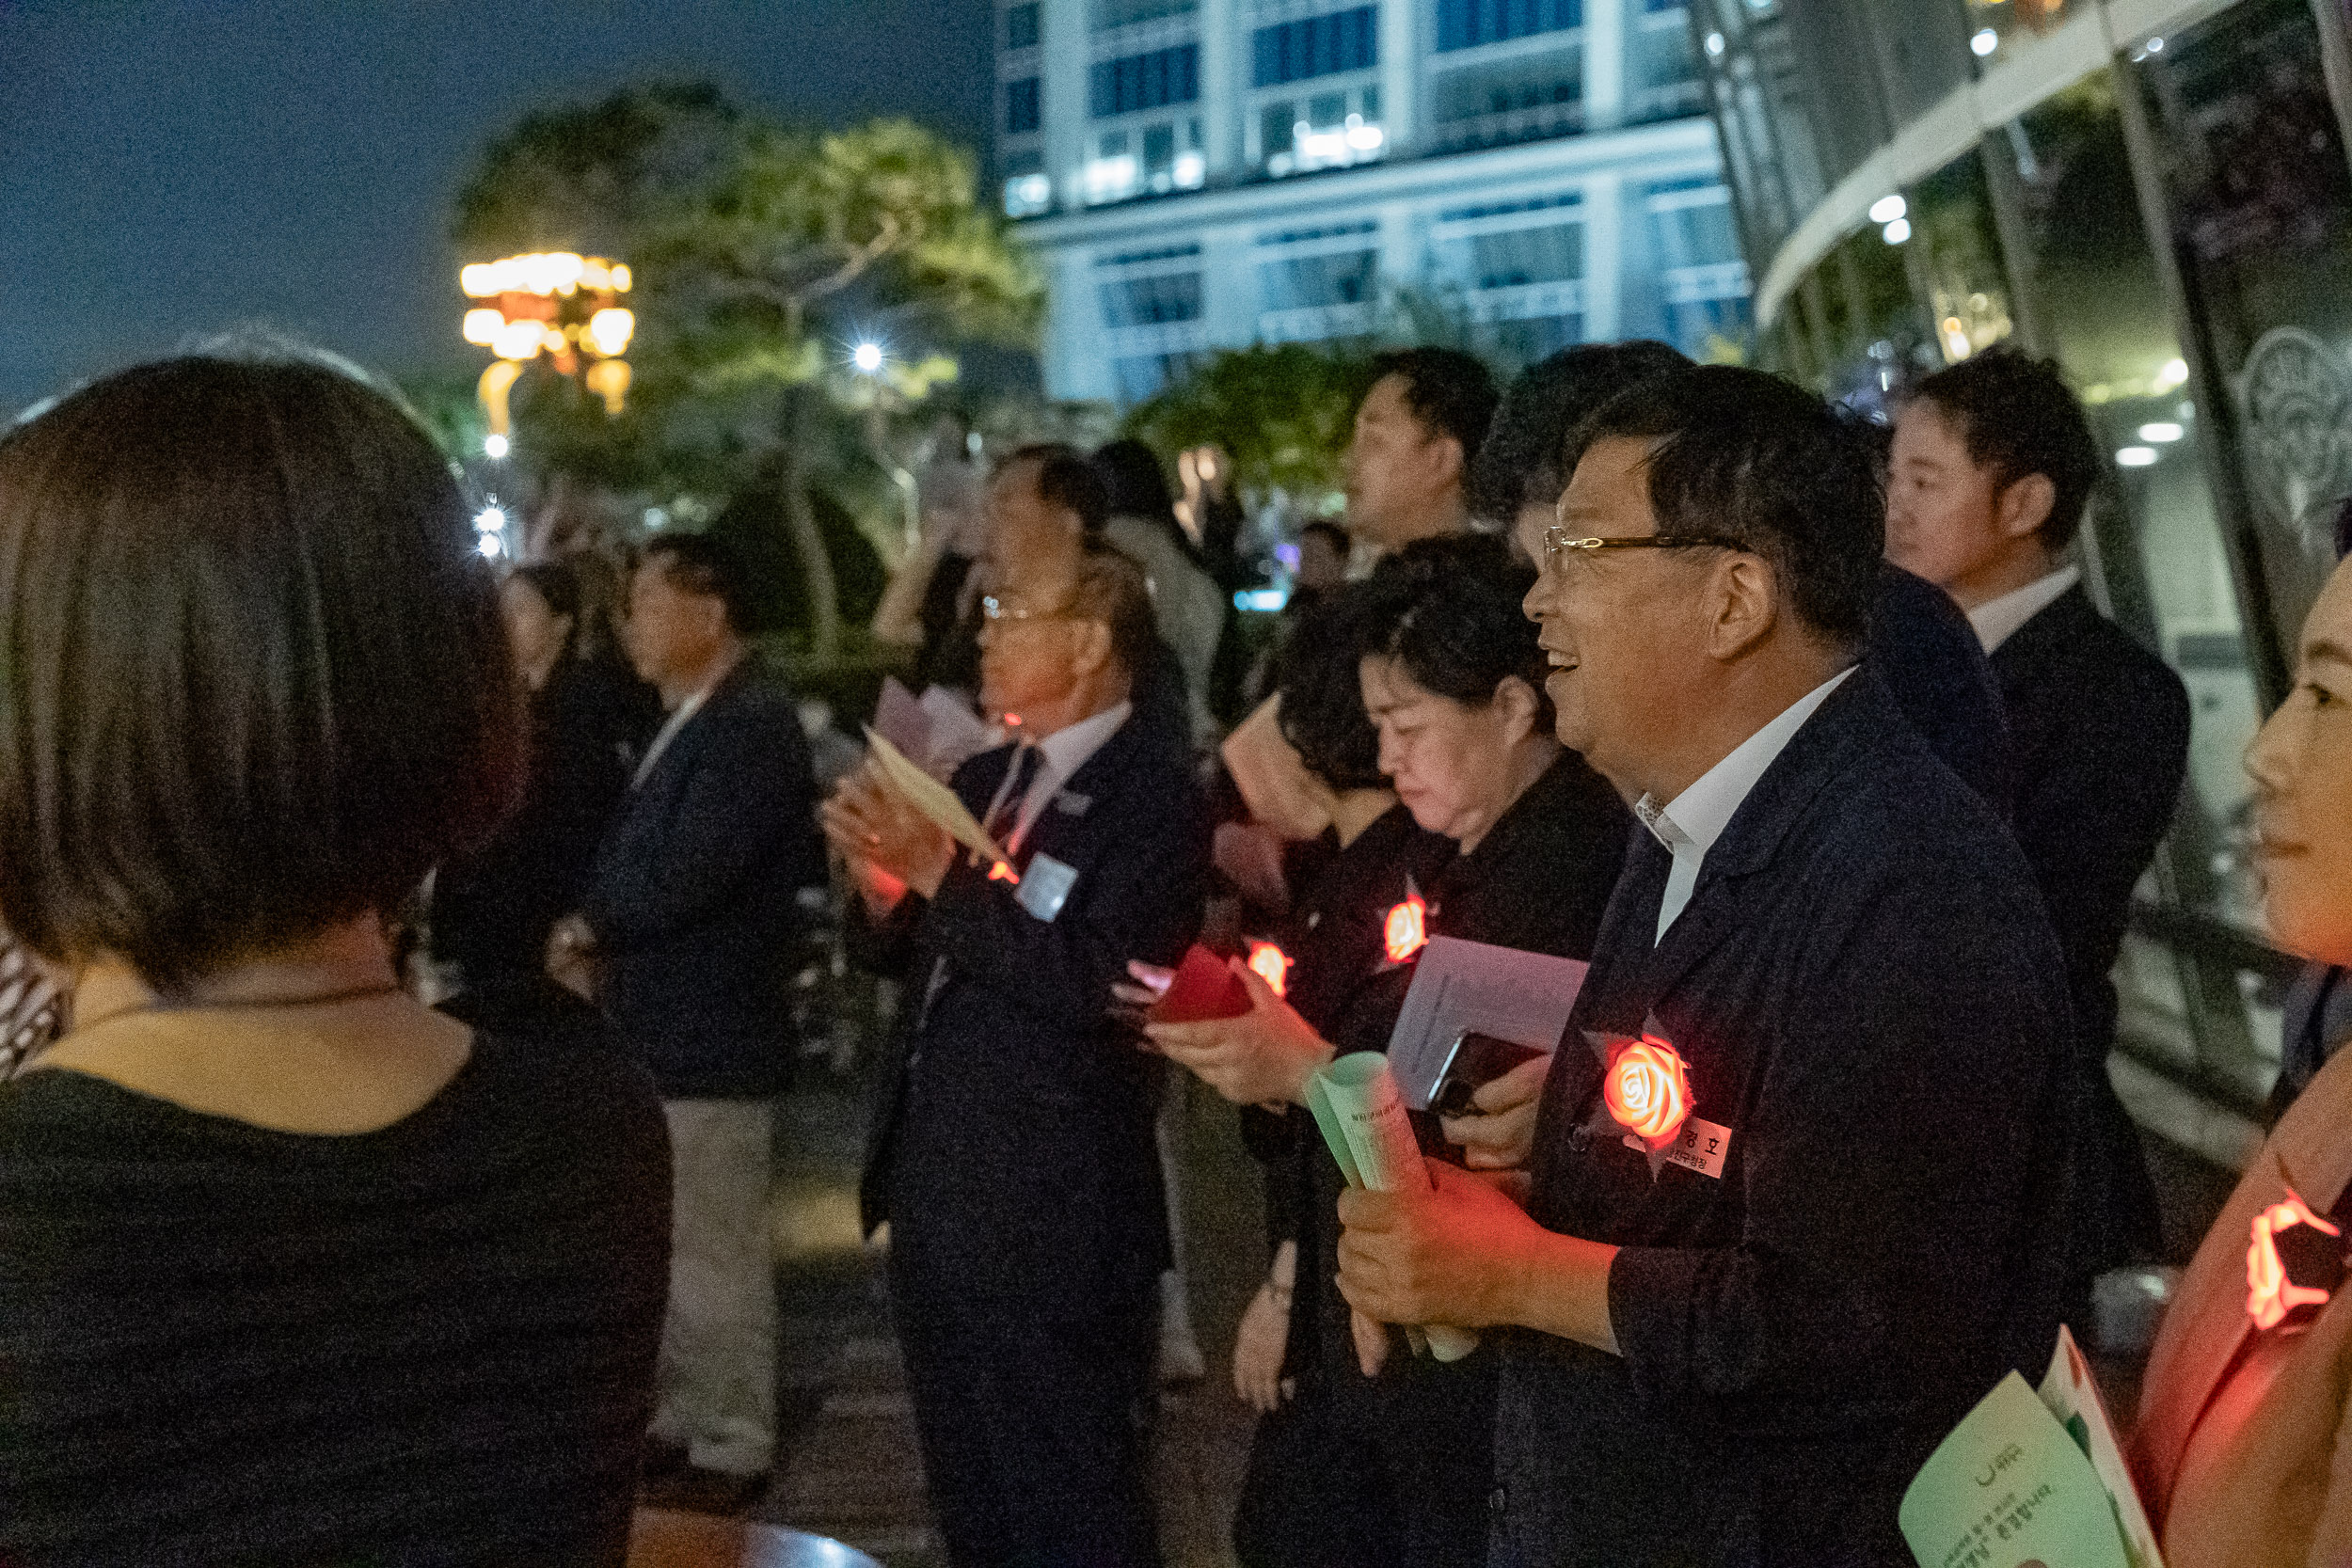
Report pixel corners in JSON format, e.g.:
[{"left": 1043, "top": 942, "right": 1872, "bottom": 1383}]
[
  {"left": 1662, "top": 259, "right": 1752, "bottom": 303},
  {"left": 1425, "top": 98, "right": 1588, "bottom": 154},
  {"left": 1256, "top": 300, "right": 1379, "bottom": 341}
]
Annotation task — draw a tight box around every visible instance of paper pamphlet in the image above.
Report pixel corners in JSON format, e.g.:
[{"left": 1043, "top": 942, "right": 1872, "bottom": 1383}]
[
  {"left": 1150, "top": 944, "right": 1252, "bottom": 1023},
  {"left": 872, "top": 679, "right": 993, "bottom": 781},
  {"left": 1387, "top": 936, "right": 1589, "bottom": 1111},
  {"left": 874, "top": 677, "right": 932, "bottom": 762},
  {"left": 1899, "top": 1362, "right": 2153, "bottom": 1568},
  {"left": 861, "top": 725, "right": 1009, "bottom": 868},
  {"left": 1304, "top": 1052, "right": 1477, "bottom": 1362},
  {"left": 917, "top": 686, "right": 992, "bottom": 774},
  {"left": 2037, "top": 1325, "right": 2163, "bottom": 1568}
]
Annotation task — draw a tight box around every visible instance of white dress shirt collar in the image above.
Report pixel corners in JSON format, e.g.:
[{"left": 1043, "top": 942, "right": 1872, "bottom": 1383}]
[
  {"left": 632, "top": 659, "right": 739, "bottom": 788},
  {"left": 1007, "top": 699, "right": 1132, "bottom": 850},
  {"left": 1633, "top": 665, "right": 1856, "bottom": 943},
  {"left": 1967, "top": 564, "right": 2080, "bottom": 654}
]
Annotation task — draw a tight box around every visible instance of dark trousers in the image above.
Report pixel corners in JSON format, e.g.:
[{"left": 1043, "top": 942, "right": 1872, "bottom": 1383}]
[
  {"left": 1233, "top": 1341, "right": 1498, "bottom": 1568},
  {"left": 890, "top": 1251, "right": 1159, "bottom": 1568}
]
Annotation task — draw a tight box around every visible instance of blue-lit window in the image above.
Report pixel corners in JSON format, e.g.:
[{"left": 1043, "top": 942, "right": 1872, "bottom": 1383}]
[
  {"left": 1436, "top": 0, "right": 1581, "bottom": 51},
  {"left": 1090, "top": 44, "right": 1200, "bottom": 118},
  {"left": 1253, "top": 7, "right": 1378, "bottom": 87},
  {"left": 1006, "top": 2, "right": 1041, "bottom": 49},
  {"left": 1006, "top": 77, "right": 1041, "bottom": 134},
  {"left": 1098, "top": 271, "right": 1203, "bottom": 326}
]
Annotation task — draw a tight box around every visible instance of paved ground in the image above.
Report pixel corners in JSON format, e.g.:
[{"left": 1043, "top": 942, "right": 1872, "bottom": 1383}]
[{"left": 744, "top": 1048, "right": 2244, "bottom": 1566}]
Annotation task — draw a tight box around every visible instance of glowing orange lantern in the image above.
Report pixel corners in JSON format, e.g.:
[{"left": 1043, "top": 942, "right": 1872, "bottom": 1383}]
[
  {"left": 2249, "top": 1190, "right": 2342, "bottom": 1331},
  {"left": 1384, "top": 892, "right": 1429, "bottom": 965},
  {"left": 987, "top": 861, "right": 1020, "bottom": 885},
  {"left": 1604, "top": 1036, "right": 1691, "bottom": 1147},
  {"left": 1247, "top": 940, "right": 1291, "bottom": 997}
]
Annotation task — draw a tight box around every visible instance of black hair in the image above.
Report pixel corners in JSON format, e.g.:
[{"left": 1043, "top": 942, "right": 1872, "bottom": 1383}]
[
  {"left": 1004, "top": 441, "right": 1111, "bottom": 534},
  {"left": 1073, "top": 542, "right": 1159, "bottom": 678},
  {"left": 642, "top": 531, "right": 756, "bottom": 636},
  {"left": 1274, "top": 592, "right": 1384, "bottom": 791},
  {"left": 1469, "top": 340, "right": 1692, "bottom": 521},
  {"left": 1907, "top": 346, "right": 2102, "bottom": 552},
  {"left": 1354, "top": 532, "right": 1550, "bottom": 725},
  {"left": 1367, "top": 347, "right": 1500, "bottom": 466},
  {"left": 509, "top": 558, "right": 583, "bottom": 626},
  {"left": 1091, "top": 438, "right": 1179, "bottom": 532},
  {"left": 0, "top": 354, "right": 523, "bottom": 991},
  {"left": 1565, "top": 366, "right": 1882, "bottom": 649}
]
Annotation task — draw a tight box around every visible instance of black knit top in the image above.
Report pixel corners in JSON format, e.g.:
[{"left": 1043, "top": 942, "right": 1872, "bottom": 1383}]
[{"left": 0, "top": 1024, "right": 670, "bottom": 1566}]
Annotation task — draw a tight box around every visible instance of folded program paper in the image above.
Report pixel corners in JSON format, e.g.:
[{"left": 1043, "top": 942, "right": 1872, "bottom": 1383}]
[
  {"left": 1899, "top": 1365, "right": 2142, "bottom": 1568},
  {"left": 1388, "top": 936, "right": 1589, "bottom": 1111},
  {"left": 1305, "top": 1052, "right": 1477, "bottom": 1363},
  {"left": 862, "top": 726, "right": 1009, "bottom": 868}
]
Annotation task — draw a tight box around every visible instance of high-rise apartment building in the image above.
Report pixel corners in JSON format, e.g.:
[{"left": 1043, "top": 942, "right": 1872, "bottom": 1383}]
[{"left": 994, "top": 0, "right": 1753, "bottom": 402}]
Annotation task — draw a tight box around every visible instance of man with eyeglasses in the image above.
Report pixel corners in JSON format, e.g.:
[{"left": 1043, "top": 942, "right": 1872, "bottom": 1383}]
[
  {"left": 827, "top": 537, "right": 1209, "bottom": 1568},
  {"left": 1333, "top": 367, "right": 2075, "bottom": 1566}
]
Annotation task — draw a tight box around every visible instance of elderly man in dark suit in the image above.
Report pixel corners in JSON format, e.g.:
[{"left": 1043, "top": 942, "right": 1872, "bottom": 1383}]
[
  {"left": 1335, "top": 367, "right": 2075, "bottom": 1566},
  {"left": 829, "top": 533, "right": 1210, "bottom": 1568},
  {"left": 1889, "top": 346, "right": 2191, "bottom": 1280},
  {"left": 564, "top": 533, "right": 825, "bottom": 1513}
]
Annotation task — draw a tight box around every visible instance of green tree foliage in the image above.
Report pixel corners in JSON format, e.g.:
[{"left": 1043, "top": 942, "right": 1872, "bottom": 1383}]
[
  {"left": 1121, "top": 341, "right": 1373, "bottom": 502},
  {"left": 452, "top": 86, "right": 1042, "bottom": 657}
]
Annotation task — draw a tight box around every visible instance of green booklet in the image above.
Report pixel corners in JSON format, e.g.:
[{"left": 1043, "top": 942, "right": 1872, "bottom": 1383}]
[{"left": 1899, "top": 1326, "right": 2162, "bottom": 1568}]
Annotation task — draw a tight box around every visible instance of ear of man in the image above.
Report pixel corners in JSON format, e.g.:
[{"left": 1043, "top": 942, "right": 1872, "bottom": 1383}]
[
  {"left": 1071, "top": 617, "right": 1115, "bottom": 678},
  {"left": 1703, "top": 553, "right": 1783, "bottom": 665},
  {"left": 1994, "top": 472, "right": 2058, "bottom": 546}
]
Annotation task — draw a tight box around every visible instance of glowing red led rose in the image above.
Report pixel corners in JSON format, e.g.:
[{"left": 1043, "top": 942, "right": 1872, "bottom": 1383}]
[
  {"left": 1604, "top": 1036, "right": 1691, "bottom": 1147},
  {"left": 1247, "top": 940, "right": 1291, "bottom": 997},
  {"left": 1383, "top": 893, "right": 1429, "bottom": 965},
  {"left": 2249, "top": 1190, "right": 2342, "bottom": 1331}
]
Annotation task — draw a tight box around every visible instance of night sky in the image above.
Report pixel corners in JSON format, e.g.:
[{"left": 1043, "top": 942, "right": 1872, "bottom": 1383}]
[{"left": 0, "top": 0, "right": 993, "bottom": 411}]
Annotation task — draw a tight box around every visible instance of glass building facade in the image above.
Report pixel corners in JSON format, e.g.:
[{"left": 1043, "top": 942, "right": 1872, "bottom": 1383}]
[
  {"left": 1699, "top": 0, "right": 2352, "bottom": 1152},
  {"left": 998, "top": 0, "right": 1754, "bottom": 402}
]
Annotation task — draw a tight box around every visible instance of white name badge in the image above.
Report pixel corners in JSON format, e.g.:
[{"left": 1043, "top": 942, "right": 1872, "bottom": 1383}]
[
  {"left": 1658, "top": 1116, "right": 1734, "bottom": 1180},
  {"left": 1015, "top": 853, "right": 1079, "bottom": 923}
]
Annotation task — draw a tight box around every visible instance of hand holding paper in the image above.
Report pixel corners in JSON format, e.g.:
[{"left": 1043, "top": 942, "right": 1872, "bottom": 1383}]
[
  {"left": 860, "top": 726, "right": 1010, "bottom": 868},
  {"left": 822, "top": 768, "right": 954, "bottom": 906},
  {"left": 1144, "top": 956, "right": 1333, "bottom": 1105}
]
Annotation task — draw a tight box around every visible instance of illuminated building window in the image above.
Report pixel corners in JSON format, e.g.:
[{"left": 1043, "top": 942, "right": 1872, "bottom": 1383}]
[
  {"left": 1090, "top": 43, "right": 1200, "bottom": 119},
  {"left": 1005, "top": 2, "right": 1041, "bottom": 49},
  {"left": 1436, "top": 0, "right": 1581, "bottom": 52},
  {"left": 1006, "top": 76, "right": 1041, "bottom": 135}
]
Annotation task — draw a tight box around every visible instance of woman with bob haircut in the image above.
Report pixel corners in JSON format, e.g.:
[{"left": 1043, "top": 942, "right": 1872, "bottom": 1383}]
[{"left": 0, "top": 353, "right": 670, "bottom": 1566}]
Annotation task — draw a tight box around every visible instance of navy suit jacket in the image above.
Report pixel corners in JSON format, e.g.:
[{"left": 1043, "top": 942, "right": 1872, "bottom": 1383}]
[
  {"left": 1992, "top": 585, "right": 2189, "bottom": 1054},
  {"left": 583, "top": 666, "right": 825, "bottom": 1100},
  {"left": 857, "top": 713, "right": 1211, "bottom": 1312},
  {"left": 1491, "top": 667, "right": 2075, "bottom": 1568}
]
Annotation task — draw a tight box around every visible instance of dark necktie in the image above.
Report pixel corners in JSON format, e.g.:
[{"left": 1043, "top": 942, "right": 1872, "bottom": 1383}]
[{"left": 983, "top": 742, "right": 1041, "bottom": 843}]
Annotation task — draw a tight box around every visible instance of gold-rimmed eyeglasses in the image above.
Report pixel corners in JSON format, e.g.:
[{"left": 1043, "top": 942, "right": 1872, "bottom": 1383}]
[{"left": 1542, "top": 528, "right": 1746, "bottom": 562}]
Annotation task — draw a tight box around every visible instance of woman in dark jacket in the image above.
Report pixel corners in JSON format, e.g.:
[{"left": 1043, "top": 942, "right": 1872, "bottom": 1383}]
[
  {"left": 431, "top": 558, "right": 657, "bottom": 1008},
  {"left": 1151, "top": 534, "right": 1633, "bottom": 1567}
]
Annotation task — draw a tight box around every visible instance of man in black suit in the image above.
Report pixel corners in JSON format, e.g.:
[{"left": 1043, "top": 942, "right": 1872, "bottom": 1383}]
[
  {"left": 1889, "top": 346, "right": 2191, "bottom": 1275},
  {"left": 566, "top": 533, "right": 825, "bottom": 1513},
  {"left": 830, "top": 540, "right": 1210, "bottom": 1568},
  {"left": 1336, "top": 368, "right": 2074, "bottom": 1565}
]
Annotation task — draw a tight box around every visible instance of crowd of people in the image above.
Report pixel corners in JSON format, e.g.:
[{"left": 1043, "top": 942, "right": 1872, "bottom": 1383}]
[{"left": 0, "top": 327, "right": 2344, "bottom": 1568}]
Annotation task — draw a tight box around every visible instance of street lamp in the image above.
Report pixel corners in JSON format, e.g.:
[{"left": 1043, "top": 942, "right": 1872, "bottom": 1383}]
[
  {"left": 459, "top": 251, "right": 636, "bottom": 444},
  {"left": 852, "top": 341, "right": 885, "bottom": 373}
]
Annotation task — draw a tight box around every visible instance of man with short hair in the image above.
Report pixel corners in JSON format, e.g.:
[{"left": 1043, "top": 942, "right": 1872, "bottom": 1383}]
[
  {"left": 1336, "top": 367, "right": 2074, "bottom": 1564},
  {"left": 1889, "top": 346, "right": 2190, "bottom": 1275},
  {"left": 832, "top": 540, "right": 1210, "bottom": 1568},
  {"left": 574, "top": 532, "right": 826, "bottom": 1513},
  {"left": 1339, "top": 346, "right": 1498, "bottom": 550}
]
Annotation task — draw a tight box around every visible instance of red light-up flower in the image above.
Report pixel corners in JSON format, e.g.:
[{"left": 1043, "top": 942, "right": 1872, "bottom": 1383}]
[
  {"left": 2249, "top": 1190, "right": 2343, "bottom": 1331},
  {"left": 1384, "top": 893, "right": 1429, "bottom": 965},
  {"left": 1247, "top": 940, "right": 1291, "bottom": 997},
  {"left": 1604, "top": 1036, "right": 1691, "bottom": 1147}
]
